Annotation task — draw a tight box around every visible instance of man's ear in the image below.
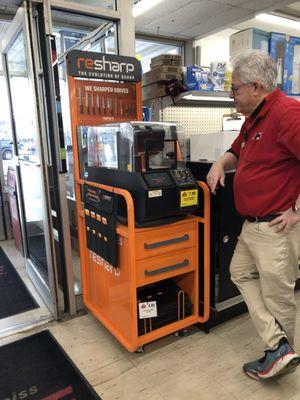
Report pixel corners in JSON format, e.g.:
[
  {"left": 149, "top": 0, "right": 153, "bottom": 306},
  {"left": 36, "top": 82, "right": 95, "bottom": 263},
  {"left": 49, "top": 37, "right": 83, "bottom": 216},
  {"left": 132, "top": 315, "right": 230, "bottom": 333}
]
[{"left": 252, "top": 81, "right": 262, "bottom": 91}]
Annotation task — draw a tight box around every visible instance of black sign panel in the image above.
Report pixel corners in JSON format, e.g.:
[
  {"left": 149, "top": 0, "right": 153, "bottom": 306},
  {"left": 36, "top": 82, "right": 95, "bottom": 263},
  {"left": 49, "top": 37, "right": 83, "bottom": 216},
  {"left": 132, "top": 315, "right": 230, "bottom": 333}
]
[{"left": 67, "top": 50, "right": 142, "bottom": 82}]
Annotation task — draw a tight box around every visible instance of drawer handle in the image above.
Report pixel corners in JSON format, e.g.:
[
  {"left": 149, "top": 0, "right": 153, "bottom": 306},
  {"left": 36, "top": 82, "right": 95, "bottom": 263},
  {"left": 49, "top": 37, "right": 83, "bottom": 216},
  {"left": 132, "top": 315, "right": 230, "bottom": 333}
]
[
  {"left": 144, "top": 234, "right": 189, "bottom": 250},
  {"left": 145, "top": 259, "right": 189, "bottom": 276}
]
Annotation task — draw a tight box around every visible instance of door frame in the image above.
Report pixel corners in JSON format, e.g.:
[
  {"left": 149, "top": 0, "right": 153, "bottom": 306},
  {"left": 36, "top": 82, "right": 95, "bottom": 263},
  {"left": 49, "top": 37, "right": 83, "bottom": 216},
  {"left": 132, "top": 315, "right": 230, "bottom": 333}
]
[{"left": 0, "top": 4, "right": 61, "bottom": 317}]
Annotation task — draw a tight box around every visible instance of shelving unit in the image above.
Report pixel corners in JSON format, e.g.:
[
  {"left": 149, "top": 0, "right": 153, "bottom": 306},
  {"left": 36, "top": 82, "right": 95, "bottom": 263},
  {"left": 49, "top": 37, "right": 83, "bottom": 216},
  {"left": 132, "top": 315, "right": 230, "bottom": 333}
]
[
  {"left": 172, "top": 90, "right": 234, "bottom": 105},
  {"left": 145, "top": 91, "right": 235, "bottom": 135}
]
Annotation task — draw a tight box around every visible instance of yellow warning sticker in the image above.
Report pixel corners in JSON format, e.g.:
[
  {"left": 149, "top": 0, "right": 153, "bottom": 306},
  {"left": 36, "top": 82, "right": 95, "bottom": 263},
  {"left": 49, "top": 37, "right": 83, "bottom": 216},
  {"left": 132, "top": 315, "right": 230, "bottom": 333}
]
[{"left": 180, "top": 189, "right": 198, "bottom": 208}]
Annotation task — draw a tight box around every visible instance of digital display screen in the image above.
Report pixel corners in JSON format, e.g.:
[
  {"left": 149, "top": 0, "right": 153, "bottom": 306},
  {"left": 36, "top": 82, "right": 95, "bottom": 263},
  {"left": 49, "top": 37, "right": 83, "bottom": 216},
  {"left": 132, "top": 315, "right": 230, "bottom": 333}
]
[{"left": 143, "top": 172, "right": 173, "bottom": 188}]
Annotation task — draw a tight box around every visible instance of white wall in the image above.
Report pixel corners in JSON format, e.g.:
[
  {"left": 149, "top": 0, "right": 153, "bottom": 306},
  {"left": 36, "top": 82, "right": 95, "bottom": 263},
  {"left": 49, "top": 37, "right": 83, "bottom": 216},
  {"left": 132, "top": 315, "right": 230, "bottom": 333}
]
[{"left": 194, "top": 28, "right": 237, "bottom": 66}]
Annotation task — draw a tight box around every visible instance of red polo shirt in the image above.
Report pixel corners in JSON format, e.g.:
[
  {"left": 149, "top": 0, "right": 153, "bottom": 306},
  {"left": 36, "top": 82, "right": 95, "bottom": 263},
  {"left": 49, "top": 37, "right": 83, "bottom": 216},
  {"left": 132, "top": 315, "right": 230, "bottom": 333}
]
[{"left": 231, "top": 89, "right": 300, "bottom": 217}]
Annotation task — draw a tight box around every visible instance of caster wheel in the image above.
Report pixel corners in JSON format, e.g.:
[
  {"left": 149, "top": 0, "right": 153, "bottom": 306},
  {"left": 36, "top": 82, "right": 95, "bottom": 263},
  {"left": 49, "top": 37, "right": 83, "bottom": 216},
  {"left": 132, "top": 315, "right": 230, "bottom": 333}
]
[
  {"left": 175, "top": 328, "right": 188, "bottom": 337},
  {"left": 135, "top": 346, "right": 144, "bottom": 353}
]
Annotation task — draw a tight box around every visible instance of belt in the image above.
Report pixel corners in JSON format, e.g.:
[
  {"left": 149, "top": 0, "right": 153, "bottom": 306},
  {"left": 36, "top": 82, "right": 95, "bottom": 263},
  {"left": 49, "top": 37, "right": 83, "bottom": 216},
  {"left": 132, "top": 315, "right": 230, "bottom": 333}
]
[{"left": 245, "top": 214, "right": 279, "bottom": 223}]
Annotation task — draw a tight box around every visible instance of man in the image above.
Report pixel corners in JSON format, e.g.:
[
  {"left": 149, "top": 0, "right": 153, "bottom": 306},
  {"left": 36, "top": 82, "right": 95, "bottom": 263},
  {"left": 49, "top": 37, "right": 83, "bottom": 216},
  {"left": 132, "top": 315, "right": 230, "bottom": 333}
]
[{"left": 206, "top": 50, "right": 300, "bottom": 380}]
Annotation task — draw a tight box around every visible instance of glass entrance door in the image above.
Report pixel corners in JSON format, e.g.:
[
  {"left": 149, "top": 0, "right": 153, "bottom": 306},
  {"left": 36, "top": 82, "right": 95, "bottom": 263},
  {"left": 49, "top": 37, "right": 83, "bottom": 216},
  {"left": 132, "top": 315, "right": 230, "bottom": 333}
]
[
  {"left": 1, "top": 6, "right": 60, "bottom": 315},
  {"left": 6, "top": 31, "right": 50, "bottom": 279}
]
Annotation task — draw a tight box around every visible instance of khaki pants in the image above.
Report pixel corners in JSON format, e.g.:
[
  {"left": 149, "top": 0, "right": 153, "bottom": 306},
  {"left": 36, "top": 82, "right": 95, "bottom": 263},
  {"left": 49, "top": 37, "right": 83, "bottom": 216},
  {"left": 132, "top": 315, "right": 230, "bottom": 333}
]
[{"left": 230, "top": 219, "right": 300, "bottom": 350}]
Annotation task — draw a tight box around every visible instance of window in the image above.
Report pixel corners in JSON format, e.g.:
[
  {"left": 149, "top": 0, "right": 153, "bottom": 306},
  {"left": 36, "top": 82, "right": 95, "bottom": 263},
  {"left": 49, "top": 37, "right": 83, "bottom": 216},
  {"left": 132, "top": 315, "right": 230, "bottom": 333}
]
[
  {"left": 136, "top": 38, "right": 183, "bottom": 73},
  {"left": 51, "top": 9, "right": 118, "bottom": 199}
]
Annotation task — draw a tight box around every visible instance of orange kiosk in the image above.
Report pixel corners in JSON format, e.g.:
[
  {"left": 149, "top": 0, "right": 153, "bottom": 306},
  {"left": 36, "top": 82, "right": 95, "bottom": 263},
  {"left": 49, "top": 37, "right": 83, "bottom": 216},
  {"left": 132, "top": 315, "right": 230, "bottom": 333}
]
[{"left": 66, "top": 50, "right": 210, "bottom": 352}]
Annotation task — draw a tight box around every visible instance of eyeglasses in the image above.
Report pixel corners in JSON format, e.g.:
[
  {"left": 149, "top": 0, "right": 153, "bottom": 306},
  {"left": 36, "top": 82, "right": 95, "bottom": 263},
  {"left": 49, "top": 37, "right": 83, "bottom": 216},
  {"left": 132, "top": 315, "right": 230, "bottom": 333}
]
[{"left": 230, "top": 82, "right": 253, "bottom": 92}]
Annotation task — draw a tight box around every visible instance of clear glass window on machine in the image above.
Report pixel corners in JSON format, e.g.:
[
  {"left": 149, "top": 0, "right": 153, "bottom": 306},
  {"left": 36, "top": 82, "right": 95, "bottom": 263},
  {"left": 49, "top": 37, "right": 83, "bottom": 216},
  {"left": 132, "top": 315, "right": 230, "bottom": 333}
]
[{"left": 77, "top": 122, "right": 186, "bottom": 178}]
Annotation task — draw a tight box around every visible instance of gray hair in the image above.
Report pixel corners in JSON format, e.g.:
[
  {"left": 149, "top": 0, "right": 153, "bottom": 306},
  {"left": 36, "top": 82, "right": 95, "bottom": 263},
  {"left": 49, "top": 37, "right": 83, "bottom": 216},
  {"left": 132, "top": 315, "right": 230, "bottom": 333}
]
[{"left": 231, "top": 50, "right": 277, "bottom": 92}]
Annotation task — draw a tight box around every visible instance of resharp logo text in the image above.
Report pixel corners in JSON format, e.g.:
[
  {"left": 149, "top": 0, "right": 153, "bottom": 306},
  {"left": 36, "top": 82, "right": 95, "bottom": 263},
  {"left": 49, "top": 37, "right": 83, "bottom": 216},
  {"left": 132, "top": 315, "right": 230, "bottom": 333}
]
[{"left": 77, "top": 55, "right": 135, "bottom": 74}]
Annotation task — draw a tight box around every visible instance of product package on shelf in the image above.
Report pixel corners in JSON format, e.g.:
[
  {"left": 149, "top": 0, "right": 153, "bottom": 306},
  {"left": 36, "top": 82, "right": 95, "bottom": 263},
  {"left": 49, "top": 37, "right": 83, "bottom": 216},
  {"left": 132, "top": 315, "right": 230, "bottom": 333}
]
[
  {"left": 269, "top": 32, "right": 290, "bottom": 93},
  {"left": 290, "top": 36, "right": 300, "bottom": 95},
  {"left": 269, "top": 32, "right": 300, "bottom": 96},
  {"left": 229, "top": 28, "right": 269, "bottom": 57},
  {"left": 210, "top": 61, "right": 227, "bottom": 91},
  {"left": 137, "top": 279, "right": 193, "bottom": 336},
  {"left": 183, "top": 65, "right": 214, "bottom": 91}
]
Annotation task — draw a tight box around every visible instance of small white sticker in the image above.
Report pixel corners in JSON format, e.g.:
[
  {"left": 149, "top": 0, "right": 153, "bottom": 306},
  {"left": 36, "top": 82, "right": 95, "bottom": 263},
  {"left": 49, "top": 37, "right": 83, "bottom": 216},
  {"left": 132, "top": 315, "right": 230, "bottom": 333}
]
[
  {"left": 148, "top": 190, "right": 162, "bottom": 198},
  {"left": 138, "top": 301, "right": 157, "bottom": 319}
]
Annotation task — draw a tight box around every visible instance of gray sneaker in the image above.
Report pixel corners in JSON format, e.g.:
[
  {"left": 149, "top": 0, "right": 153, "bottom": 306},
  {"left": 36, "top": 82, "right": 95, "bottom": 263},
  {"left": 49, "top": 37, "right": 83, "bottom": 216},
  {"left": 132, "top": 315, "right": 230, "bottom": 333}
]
[{"left": 243, "top": 340, "right": 300, "bottom": 380}]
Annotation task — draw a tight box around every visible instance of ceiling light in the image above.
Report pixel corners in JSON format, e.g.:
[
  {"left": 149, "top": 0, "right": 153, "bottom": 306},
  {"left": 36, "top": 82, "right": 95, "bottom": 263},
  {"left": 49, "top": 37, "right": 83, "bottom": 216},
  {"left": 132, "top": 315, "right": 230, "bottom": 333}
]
[
  {"left": 133, "top": 0, "right": 164, "bottom": 18},
  {"left": 255, "top": 13, "right": 300, "bottom": 30}
]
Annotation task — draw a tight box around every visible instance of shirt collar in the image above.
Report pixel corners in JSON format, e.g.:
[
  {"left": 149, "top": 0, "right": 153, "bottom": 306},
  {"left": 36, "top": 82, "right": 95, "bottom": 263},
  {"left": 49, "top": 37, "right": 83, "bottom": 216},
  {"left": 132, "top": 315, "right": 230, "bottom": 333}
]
[
  {"left": 251, "top": 98, "right": 266, "bottom": 118},
  {"left": 250, "top": 88, "right": 281, "bottom": 120}
]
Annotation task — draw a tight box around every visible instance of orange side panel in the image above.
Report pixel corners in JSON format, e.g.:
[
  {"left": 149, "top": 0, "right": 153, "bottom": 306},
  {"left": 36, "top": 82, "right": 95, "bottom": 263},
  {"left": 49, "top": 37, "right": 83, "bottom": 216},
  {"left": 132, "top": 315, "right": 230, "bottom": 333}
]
[{"left": 83, "top": 236, "right": 137, "bottom": 348}]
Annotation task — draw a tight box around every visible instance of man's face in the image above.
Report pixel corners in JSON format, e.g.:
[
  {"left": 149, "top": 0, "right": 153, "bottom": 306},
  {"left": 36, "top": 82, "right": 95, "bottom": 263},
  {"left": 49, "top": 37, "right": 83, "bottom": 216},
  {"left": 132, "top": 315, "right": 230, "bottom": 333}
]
[{"left": 230, "top": 71, "right": 257, "bottom": 116}]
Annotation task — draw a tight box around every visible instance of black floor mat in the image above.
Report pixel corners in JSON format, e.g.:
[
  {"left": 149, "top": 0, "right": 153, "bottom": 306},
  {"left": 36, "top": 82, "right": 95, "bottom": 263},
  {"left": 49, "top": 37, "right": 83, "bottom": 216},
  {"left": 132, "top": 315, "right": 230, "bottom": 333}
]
[
  {"left": 28, "top": 234, "right": 48, "bottom": 278},
  {"left": 0, "top": 330, "right": 102, "bottom": 399},
  {"left": 0, "top": 247, "right": 39, "bottom": 319}
]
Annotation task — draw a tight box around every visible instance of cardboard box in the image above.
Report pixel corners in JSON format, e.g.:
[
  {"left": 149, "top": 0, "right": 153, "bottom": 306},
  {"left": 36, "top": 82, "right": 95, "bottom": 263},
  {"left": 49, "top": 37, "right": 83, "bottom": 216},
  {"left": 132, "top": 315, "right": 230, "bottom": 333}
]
[
  {"left": 150, "top": 65, "right": 182, "bottom": 74},
  {"left": 230, "top": 28, "right": 269, "bottom": 57},
  {"left": 142, "top": 83, "right": 167, "bottom": 100},
  {"left": 150, "top": 59, "right": 182, "bottom": 69},
  {"left": 142, "top": 69, "right": 182, "bottom": 86},
  {"left": 151, "top": 54, "right": 182, "bottom": 64}
]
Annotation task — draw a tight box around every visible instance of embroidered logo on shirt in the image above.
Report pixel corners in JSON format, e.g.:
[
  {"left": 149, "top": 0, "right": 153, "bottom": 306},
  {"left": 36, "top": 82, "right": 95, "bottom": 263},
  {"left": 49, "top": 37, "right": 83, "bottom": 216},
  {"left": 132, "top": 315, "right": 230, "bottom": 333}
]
[{"left": 254, "top": 132, "right": 263, "bottom": 141}]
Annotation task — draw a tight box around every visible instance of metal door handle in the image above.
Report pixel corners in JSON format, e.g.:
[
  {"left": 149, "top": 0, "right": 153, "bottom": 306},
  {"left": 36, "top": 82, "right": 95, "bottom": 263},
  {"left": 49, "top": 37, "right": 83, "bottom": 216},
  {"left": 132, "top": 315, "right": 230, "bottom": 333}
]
[
  {"left": 144, "top": 234, "right": 189, "bottom": 250},
  {"left": 145, "top": 259, "right": 189, "bottom": 276}
]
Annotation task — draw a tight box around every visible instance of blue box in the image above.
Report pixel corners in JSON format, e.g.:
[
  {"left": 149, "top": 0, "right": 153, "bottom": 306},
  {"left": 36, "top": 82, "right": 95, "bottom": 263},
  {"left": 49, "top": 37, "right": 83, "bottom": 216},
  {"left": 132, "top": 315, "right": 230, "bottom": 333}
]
[
  {"left": 269, "top": 32, "right": 291, "bottom": 94},
  {"left": 287, "top": 36, "right": 300, "bottom": 95},
  {"left": 183, "top": 65, "right": 214, "bottom": 91}
]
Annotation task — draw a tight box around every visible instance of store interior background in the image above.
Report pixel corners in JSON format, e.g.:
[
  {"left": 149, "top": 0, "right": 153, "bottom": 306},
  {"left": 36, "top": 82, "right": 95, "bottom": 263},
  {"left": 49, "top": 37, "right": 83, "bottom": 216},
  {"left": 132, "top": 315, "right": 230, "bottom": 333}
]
[{"left": 0, "top": 0, "right": 300, "bottom": 339}]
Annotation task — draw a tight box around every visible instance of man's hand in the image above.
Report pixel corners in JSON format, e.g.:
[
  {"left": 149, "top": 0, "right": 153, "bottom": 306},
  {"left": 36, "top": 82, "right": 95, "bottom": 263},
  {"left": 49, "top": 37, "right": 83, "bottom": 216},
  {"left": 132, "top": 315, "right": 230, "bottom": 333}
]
[
  {"left": 206, "top": 161, "right": 225, "bottom": 194},
  {"left": 268, "top": 208, "right": 300, "bottom": 233}
]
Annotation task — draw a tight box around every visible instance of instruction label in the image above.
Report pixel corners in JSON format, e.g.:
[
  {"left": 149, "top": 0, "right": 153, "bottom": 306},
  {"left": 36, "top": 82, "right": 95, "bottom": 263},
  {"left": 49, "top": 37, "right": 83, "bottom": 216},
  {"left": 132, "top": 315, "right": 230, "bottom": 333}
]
[
  {"left": 180, "top": 189, "right": 198, "bottom": 208},
  {"left": 138, "top": 301, "right": 157, "bottom": 319},
  {"left": 148, "top": 189, "right": 162, "bottom": 198}
]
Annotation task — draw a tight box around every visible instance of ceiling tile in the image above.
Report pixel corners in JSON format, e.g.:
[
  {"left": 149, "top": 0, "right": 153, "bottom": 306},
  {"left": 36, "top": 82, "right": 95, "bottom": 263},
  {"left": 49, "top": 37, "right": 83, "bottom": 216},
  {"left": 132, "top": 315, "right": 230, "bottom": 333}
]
[
  {"left": 284, "top": 1, "right": 300, "bottom": 11},
  {"left": 137, "top": 1, "right": 232, "bottom": 38},
  {"left": 181, "top": 5, "right": 254, "bottom": 38},
  {"left": 135, "top": 0, "right": 299, "bottom": 39},
  {"left": 212, "top": 0, "right": 251, "bottom": 5},
  {"left": 243, "top": 0, "right": 297, "bottom": 11},
  {"left": 135, "top": 0, "right": 193, "bottom": 29}
]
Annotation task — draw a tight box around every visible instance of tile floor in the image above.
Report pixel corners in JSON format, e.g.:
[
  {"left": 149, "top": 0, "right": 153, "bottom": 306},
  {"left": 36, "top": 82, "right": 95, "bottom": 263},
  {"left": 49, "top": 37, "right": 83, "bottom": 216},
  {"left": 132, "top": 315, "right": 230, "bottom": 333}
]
[
  {"left": 1, "top": 241, "right": 300, "bottom": 400},
  {"left": 1, "top": 297, "right": 300, "bottom": 400}
]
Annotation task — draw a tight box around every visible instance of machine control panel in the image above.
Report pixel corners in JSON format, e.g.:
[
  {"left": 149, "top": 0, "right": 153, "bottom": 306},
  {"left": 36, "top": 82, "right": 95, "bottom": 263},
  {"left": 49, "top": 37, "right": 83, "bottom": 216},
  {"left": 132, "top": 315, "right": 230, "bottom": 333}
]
[{"left": 170, "top": 168, "right": 196, "bottom": 186}]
